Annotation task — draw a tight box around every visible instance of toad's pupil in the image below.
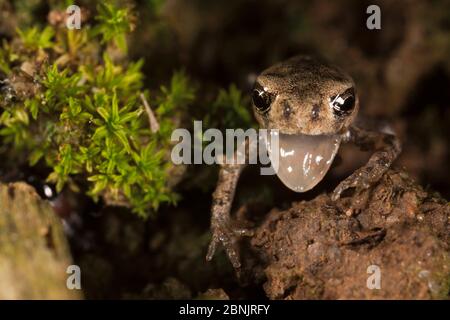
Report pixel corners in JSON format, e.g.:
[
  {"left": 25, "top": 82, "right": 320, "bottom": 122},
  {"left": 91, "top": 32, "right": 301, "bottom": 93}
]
[
  {"left": 252, "top": 89, "right": 271, "bottom": 112},
  {"left": 332, "top": 95, "right": 355, "bottom": 115},
  {"left": 340, "top": 96, "right": 355, "bottom": 111}
]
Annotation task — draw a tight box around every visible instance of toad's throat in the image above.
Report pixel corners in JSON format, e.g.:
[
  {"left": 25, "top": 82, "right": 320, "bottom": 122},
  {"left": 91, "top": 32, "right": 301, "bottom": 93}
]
[{"left": 266, "top": 131, "right": 341, "bottom": 192}]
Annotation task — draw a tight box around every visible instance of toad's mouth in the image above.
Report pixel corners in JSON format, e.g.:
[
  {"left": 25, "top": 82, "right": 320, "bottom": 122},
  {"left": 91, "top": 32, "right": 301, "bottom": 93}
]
[{"left": 265, "top": 131, "right": 341, "bottom": 192}]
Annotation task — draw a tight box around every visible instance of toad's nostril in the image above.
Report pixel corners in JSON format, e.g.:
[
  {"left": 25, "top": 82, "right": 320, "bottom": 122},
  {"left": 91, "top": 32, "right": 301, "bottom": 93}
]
[
  {"left": 311, "top": 104, "right": 320, "bottom": 121},
  {"left": 283, "top": 101, "right": 293, "bottom": 119}
]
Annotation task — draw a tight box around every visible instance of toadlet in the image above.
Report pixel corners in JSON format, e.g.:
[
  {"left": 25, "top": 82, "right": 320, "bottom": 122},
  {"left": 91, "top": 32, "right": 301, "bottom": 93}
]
[{"left": 206, "top": 55, "right": 401, "bottom": 273}]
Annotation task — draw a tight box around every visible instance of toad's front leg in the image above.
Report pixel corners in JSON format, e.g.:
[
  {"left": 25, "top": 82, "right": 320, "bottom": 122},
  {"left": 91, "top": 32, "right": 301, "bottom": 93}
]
[
  {"left": 332, "top": 125, "right": 401, "bottom": 201},
  {"left": 206, "top": 149, "right": 254, "bottom": 272}
]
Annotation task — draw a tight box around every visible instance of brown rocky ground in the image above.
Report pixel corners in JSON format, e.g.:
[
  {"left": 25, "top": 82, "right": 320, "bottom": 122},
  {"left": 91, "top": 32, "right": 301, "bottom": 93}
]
[
  {"left": 1, "top": 0, "right": 449, "bottom": 300},
  {"left": 248, "top": 169, "right": 449, "bottom": 299}
]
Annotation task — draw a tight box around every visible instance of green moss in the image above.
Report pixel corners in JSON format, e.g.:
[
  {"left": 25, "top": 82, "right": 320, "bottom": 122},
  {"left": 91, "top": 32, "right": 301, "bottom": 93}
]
[
  {"left": 0, "top": 1, "right": 194, "bottom": 218},
  {"left": 17, "top": 26, "right": 55, "bottom": 51},
  {"left": 93, "top": 2, "right": 134, "bottom": 53},
  {"left": 0, "top": 0, "right": 254, "bottom": 217},
  {"left": 205, "top": 84, "right": 254, "bottom": 131}
]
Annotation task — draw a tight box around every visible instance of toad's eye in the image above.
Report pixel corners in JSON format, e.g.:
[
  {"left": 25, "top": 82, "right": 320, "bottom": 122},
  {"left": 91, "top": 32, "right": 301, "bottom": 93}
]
[
  {"left": 252, "top": 84, "right": 272, "bottom": 113},
  {"left": 330, "top": 88, "right": 355, "bottom": 116}
]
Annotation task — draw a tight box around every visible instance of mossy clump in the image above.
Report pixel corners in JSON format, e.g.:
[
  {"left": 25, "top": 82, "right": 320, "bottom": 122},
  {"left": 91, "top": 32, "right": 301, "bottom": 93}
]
[
  {"left": 0, "top": 0, "right": 256, "bottom": 217},
  {"left": 0, "top": 1, "right": 195, "bottom": 217}
]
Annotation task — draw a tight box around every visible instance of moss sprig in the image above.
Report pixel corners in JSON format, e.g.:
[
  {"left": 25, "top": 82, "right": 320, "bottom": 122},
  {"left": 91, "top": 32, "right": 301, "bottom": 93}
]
[{"left": 0, "top": 0, "right": 194, "bottom": 218}]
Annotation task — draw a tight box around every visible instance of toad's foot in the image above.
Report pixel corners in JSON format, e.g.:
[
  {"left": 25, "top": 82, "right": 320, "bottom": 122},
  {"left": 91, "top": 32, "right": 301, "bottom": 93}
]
[
  {"left": 331, "top": 166, "right": 380, "bottom": 201},
  {"left": 206, "top": 219, "right": 254, "bottom": 271},
  {"left": 332, "top": 126, "right": 401, "bottom": 201}
]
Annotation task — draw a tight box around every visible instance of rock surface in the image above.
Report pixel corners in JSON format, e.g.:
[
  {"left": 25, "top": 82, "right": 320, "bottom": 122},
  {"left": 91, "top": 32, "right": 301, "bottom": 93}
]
[
  {"left": 250, "top": 170, "right": 450, "bottom": 299},
  {"left": 0, "top": 182, "right": 82, "bottom": 299}
]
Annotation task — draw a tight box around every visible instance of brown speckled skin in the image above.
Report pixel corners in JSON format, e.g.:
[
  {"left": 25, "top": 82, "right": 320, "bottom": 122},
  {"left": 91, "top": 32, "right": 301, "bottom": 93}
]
[
  {"left": 206, "top": 56, "right": 401, "bottom": 275},
  {"left": 254, "top": 55, "right": 358, "bottom": 135}
]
